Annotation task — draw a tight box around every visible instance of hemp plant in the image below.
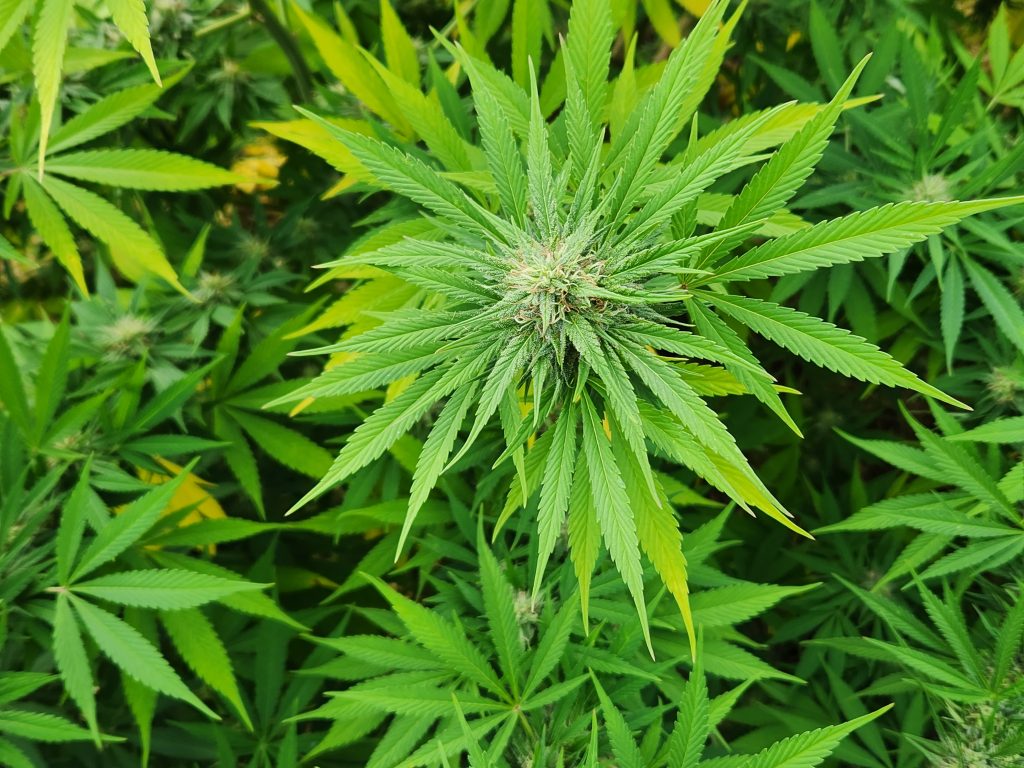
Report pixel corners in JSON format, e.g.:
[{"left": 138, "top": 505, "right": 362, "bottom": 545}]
[{"left": 277, "top": 0, "right": 1022, "bottom": 649}]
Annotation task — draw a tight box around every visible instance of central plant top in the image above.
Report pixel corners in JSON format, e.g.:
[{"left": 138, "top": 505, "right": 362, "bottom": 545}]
[{"left": 275, "top": 0, "right": 1022, "bottom": 651}]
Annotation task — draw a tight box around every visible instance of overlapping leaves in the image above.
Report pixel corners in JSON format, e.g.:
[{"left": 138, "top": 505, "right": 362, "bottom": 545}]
[{"left": 279, "top": 0, "right": 1022, "bottom": 649}]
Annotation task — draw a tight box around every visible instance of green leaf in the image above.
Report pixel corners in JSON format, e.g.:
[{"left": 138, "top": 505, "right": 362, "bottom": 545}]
[
  {"left": 701, "top": 292, "right": 966, "bottom": 409},
  {"left": 47, "top": 150, "right": 245, "bottom": 191},
  {"left": 474, "top": 70, "right": 528, "bottom": 227},
  {"left": 566, "top": 453, "right": 599, "bottom": 628},
  {"left": 400, "top": 382, "right": 477, "bottom": 556},
  {"left": 941, "top": 258, "right": 965, "bottom": 371},
  {"left": 533, "top": 403, "right": 578, "bottom": 598},
  {"left": 363, "top": 574, "right": 507, "bottom": 698},
  {"left": 299, "top": 108, "right": 513, "bottom": 244},
  {"left": 710, "top": 198, "right": 1024, "bottom": 284},
  {"left": 56, "top": 461, "right": 95, "bottom": 584},
  {"left": 580, "top": 393, "right": 650, "bottom": 652},
  {"left": 229, "top": 409, "right": 333, "bottom": 479},
  {"left": 477, "top": 533, "right": 522, "bottom": 688},
  {"left": 0, "top": 710, "right": 94, "bottom": 743},
  {"left": 564, "top": 0, "right": 614, "bottom": 127},
  {"left": 0, "top": 326, "right": 31, "bottom": 437},
  {"left": 48, "top": 77, "right": 178, "bottom": 154},
  {"left": 69, "top": 595, "right": 218, "bottom": 718},
  {"left": 71, "top": 467, "right": 192, "bottom": 582},
  {"left": 33, "top": 0, "right": 75, "bottom": 172},
  {"left": 160, "top": 609, "right": 253, "bottom": 729},
  {"left": 964, "top": 257, "right": 1024, "bottom": 356},
  {"left": 741, "top": 706, "right": 893, "bottom": 768},
  {"left": 690, "top": 582, "right": 819, "bottom": 627},
  {"left": 605, "top": 0, "right": 727, "bottom": 216},
  {"left": 40, "top": 175, "right": 184, "bottom": 292},
  {"left": 947, "top": 416, "right": 1024, "bottom": 444},
  {"left": 105, "top": 0, "right": 161, "bottom": 84},
  {"left": 288, "top": 1, "right": 407, "bottom": 131},
  {"left": 20, "top": 174, "right": 86, "bottom": 293},
  {"left": 664, "top": 651, "right": 708, "bottom": 767},
  {"left": 817, "top": 495, "right": 1014, "bottom": 538},
  {"left": 290, "top": 363, "right": 470, "bottom": 512},
  {"left": 0, "top": 0, "right": 32, "bottom": 56},
  {"left": 714, "top": 56, "right": 868, "bottom": 240},
  {"left": 52, "top": 595, "right": 98, "bottom": 738},
  {"left": 379, "top": 0, "right": 419, "bottom": 85},
  {"left": 592, "top": 676, "right": 644, "bottom": 768},
  {"left": 523, "top": 598, "right": 575, "bottom": 698},
  {"left": 71, "top": 569, "right": 266, "bottom": 610},
  {"left": 32, "top": 309, "right": 71, "bottom": 445}
]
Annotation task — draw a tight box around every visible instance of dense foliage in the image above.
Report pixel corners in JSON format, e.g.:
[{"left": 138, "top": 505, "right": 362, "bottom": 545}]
[{"left": 1, "top": 1, "right": 1022, "bottom": 766}]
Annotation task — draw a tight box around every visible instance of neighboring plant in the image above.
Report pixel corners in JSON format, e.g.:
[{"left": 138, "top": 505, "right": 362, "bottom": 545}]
[
  {"left": 0, "top": 64, "right": 254, "bottom": 292},
  {"left": 821, "top": 404, "right": 1024, "bottom": 583},
  {"left": 298, "top": 522, "right": 878, "bottom": 766},
  {"left": 280, "top": 0, "right": 1021, "bottom": 650}
]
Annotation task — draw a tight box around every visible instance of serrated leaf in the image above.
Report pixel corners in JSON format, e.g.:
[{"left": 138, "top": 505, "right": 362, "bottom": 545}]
[
  {"left": 964, "top": 257, "right": 1024, "bottom": 356},
  {"left": 477, "top": 534, "right": 522, "bottom": 687},
  {"left": 40, "top": 175, "right": 184, "bottom": 292},
  {"left": 229, "top": 408, "right": 333, "bottom": 479},
  {"left": 580, "top": 393, "right": 650, "bottom": 652},
  {"left": 702, "top": 292, "right": 966, "bottom": 409},
  {"left": 71, "top": 467, "right": 192, "bottom": 582},
  {"left": 160, "top": 608, "right": 252, "bottom": 729},
  {"left": 52, "top": 594, "right": 98, "bottom": 738},
  {"left": 33, "top": 0, "right": 75, "bottom": 174},
  {"left": 72, "top": 569, "right": 266, "bottom": 610},
  {"left": 20, "top": 174, "right": 86, "bottom": 292},
  {"left": 363, "top": 574, "right": 507, "bottom": 698},
  {"left": 105, "top": 0, "right": 161, "bottom": 84},
  {"left": 380, "top": 0, "right": 419, "bottom": 86},
  {"left": 711, "top": 198, "right": 1024, "bottom": 284},
  {"left": 69, "top": 596, "right": 218, "bottom": 717},
  {"left": 947, "top": 416, "right": 1024, "bottom": 444},
  {"left": 47, "top": 150, "right": 246, "bottom": 190}
]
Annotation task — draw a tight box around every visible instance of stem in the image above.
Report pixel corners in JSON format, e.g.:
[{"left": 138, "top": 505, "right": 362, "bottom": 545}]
[{"left": 247, "top": 0, "right": 313, "bottom": 103}]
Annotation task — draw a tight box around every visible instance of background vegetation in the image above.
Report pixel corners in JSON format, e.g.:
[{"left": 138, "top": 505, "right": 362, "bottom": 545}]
[{"left": 0, "top": 0, "right": 1022, "bottom": 766}]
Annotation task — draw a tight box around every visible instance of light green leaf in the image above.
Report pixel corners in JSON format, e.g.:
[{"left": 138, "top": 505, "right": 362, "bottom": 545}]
[
  {"left": 20, "top": 175, "right": 86, "bottom": 293},
  {"left": 964, "top": 257, "right": 1024, "bottom": 356},
  {"left": 947, "top": 416, "right": 1024, "bottom": 444},
  {"left": 0, "top": 710, "right": 94, "bottom": 743},
  {"left": 580, "top": 393, "right": 650, "bottom": 652},
  {"left": 70, "top": 468, "right": 191, "bottom": 582},
  {"left": 47, "top": 150, "right": 246, "bottom": 191},
  {"left": 52, "top": 594, "right": 98, "bottom": 738},
  {"left": 690, "top": 582, "right": 819, "bottom": 627},
  {"left": 33, "top": 0, "right": 75, "bottom": 173},
  {"left": 229, "top": 408, "right": 333, "bottom": 479},
  {"left": 363, "top": 574, "right": 507, "bottom": 698},
  {"left": 68, "top": 596, "right": 218, "bottom": 717},
  {"left": 0, "top": 0, "right": 32, "bottom": 58},
  {"left": 160, "top": 608, "right": 252, "bottom": 729},
  {"left": 477, "top": 534, "right": 522, "bottom": 687},
  {"left": 72, "top": 569, "right": 266, "bottom": 610},
  {"left": 711, "top": 198, "right": 1024, "bottom": 284},
  {"left": 40, "top": 175, "right": 184, "bottom": 292},
  {"left": 106, "top": 0, "right": 161, "bottom": 84},
  {"left": 48, "top": 81, "right": 167, "bottom": 155},
  {"left": 380, "top": 0, "right": 419, "bottom": 85},
  {"left": 533, "top": 403, "right": 578, "bottom": 598},
  {"left": 701, "top": 293, "right": 966, "bottom": 409}
]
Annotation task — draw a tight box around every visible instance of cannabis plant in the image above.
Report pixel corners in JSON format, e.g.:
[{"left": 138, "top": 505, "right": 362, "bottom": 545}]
[{"left": 279, "top": 0, "right": 1023, "bottom": 646}]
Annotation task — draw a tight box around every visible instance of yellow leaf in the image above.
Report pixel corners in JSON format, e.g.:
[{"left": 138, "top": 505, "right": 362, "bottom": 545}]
[
  {"left": 677, "top": 0, "right": 710, "bottom": 15},
  {"left": 230, "top": 138, "right": 286, "bottom": 193},
  {"left": 136, "top": 458, "right": 227, "bottom": 528}
]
